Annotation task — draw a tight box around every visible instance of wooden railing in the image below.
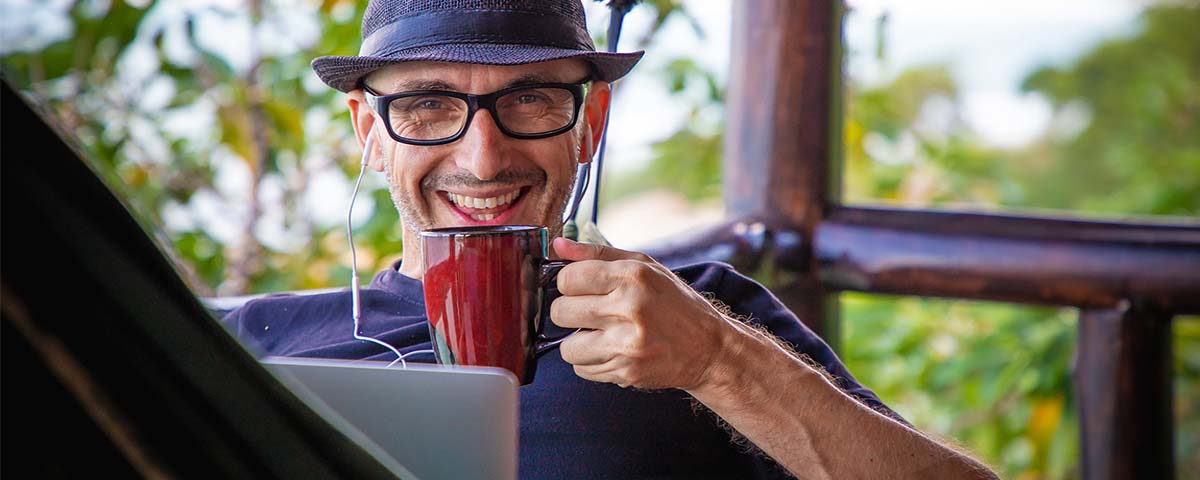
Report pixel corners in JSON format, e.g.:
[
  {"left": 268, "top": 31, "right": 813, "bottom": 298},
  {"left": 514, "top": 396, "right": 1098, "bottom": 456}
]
[{"left": 643, "top": 1, "right": 1200, "bottom": 479}]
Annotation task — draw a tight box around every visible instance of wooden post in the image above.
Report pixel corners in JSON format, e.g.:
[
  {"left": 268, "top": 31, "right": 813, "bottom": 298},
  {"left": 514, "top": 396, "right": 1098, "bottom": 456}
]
[
  {"left": 1075, "top": 304, "right": 1174, "bottom": 480},
  {"left": 724, "top": 0, "right": 842, "bottom": 340}
]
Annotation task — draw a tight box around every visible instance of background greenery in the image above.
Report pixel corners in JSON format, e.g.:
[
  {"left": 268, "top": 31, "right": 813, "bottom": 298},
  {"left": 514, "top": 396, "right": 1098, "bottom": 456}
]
[{"left": 3, "top": 1, "right": 1196, "bottom": 478}]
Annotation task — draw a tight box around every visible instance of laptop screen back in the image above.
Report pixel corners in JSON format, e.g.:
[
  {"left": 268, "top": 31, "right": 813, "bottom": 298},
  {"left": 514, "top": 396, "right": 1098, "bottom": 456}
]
[{"left": 263, "top": 358, "right": 519, "bottom": 480}]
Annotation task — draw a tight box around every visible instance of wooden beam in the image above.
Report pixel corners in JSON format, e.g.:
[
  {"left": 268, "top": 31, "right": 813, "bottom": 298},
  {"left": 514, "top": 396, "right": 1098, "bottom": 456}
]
[
  {"left": 829, "top": 206, "right": 1200, "bottom": 245},
  {"left": 724, "top": 0, "right": 841, "bottom": 337},
  {"left": 648, "top": 209, "right": 1200, "bottom": 312},
  {"left": 646, "top": 219, "right": 771, "bottom": 272},
  {"left": 817, "top": 207, "right": 1200, "bottom": 312},
  {"left": 1075, "top": 305, "right": 1174, "bottom": 479}
]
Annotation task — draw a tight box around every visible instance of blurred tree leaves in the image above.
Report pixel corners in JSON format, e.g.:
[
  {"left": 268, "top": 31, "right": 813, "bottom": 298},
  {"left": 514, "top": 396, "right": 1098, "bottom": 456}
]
[
  {"left": 3, "top": 0, "right": 372, "bottom": 295},
  {"left": 843, "top": 3, "right": 1199, "bottom": 218},
  {"left": 841, "top": 294, "right": 1082, "bottom": 478},
  {"left": 602, "top": 54, "right": 724, "bottom": 204},
  {"left": 1019, "top": 4, "right": 1200, "bottom": 216}
]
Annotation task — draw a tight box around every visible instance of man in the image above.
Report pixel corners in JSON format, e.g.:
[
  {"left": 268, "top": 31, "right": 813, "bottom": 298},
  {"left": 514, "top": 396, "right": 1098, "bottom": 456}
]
[{"left": 225, "top": 0, "right": 998, "bottom": 478}]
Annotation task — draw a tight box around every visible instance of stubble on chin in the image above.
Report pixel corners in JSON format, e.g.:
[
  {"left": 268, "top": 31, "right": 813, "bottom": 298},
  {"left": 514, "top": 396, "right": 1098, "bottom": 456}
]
[
  {"left": 383, "top": 143, "right": 583, "bottom": 249},
  {"left": 385, "top": 166, "right": 432, "bottom": 260},
  {"left": 540, "top": 165, "right": 576, "bottom": 240}
]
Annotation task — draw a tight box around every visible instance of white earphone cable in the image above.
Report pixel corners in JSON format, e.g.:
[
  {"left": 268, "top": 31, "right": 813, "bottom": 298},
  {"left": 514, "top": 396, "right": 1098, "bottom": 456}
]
[{"left": 348, "top": 133, "right": 433, "bottom": 368}]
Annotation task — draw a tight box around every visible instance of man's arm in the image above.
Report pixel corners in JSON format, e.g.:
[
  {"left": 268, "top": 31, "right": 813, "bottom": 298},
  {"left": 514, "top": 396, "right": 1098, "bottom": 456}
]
[
  {"left": 691, "top": 317, "right": 997, "bottom": 479},
  {"left": 549, "top": 238, "right": 998, "bottom": 479}
]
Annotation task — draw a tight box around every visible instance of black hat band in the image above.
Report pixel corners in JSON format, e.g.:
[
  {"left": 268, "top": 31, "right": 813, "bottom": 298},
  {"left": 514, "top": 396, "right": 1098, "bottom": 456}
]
[{"left": 360, "top": 10, "right": 596, "bottom": 58}]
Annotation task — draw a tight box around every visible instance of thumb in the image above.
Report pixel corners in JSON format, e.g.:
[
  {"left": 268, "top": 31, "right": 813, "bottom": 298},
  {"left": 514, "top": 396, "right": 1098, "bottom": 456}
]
[{"left": 552, "top": 237, "right": 648, "bottom": 262}]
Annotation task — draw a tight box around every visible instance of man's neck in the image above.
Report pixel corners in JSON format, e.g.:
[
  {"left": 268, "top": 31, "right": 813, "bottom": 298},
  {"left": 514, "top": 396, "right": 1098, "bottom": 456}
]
[
  {"left": 398, "top": 228, "right": 423, "bottom": 280},
  {"left": 398, "top": 250, "right": 423, "bottom": 280}
]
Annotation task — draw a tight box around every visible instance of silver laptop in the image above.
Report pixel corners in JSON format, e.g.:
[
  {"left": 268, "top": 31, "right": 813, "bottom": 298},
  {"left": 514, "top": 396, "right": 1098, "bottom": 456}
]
[{"left": 263, "top": 357, "right": 519, "bottom": 480}]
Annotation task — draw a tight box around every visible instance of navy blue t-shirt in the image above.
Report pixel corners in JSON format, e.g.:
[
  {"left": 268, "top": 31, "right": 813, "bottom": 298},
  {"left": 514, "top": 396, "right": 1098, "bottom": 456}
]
[{"left": 224, "top": 261, "right": 901, "bottom": 479}]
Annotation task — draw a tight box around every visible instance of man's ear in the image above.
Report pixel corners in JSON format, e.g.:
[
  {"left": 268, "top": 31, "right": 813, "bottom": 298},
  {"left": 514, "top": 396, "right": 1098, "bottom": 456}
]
[
  {"left": 578, "top": 81, "right": 612, "bottom": 164},
  {"left": 347, "top": 89, "right": 385, "bottom": 172}
]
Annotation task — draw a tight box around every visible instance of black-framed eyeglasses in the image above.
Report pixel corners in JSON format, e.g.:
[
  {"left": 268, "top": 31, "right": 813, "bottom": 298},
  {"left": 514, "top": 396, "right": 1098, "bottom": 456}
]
[{"left": 363, "top": 79, "right": 589, "bottom": 146}]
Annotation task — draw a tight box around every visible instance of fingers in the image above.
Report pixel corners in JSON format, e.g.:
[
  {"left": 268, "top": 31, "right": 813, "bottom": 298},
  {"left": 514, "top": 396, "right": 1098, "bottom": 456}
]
[
  {"left": 550, "top": 238, "right": 670, "bottom": 298},
  {"left": 573, "top": 364, "right": 622, "bottom": 385},
  {"left": 557, "top": 329, "right": 615, "bottom": 366},
  {"left": 555, "top": 256, "right": 670, "bottom": 297},
  {"left": 549, "top": 294, "right": 617, "bottom": 330},
  {"left": 554, "top": 260, "right": 623, "bottom": 296},
  {"left": 552, "top": 237, "right": 653, "bottom": 263},
  {"left": 572, "top": 363, "right": 636, "bottom": 388}
]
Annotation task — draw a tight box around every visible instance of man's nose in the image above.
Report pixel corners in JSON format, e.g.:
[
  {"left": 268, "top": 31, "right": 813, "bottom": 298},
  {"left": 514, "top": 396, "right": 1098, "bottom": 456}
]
[{"left": 455, "top": 109, "right": 511, "bottom": 181}]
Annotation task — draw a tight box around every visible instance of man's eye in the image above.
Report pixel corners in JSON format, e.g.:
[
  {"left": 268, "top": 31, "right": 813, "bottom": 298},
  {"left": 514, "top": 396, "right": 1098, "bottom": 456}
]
[
  {"left": 417, "top": 99, "right": 444, "bottom": 110},
  {"left": 516, "top": 94, "right": 545, "bottom": 105}
]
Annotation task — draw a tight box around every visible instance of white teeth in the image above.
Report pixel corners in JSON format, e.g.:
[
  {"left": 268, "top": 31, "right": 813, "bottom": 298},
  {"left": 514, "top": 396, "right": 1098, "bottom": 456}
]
[
  {"left": 469, "top": 213, "right": 496, "bottom": 221},
  {"left": 447, "top": 191, "right": 521, "bottom": 210}
]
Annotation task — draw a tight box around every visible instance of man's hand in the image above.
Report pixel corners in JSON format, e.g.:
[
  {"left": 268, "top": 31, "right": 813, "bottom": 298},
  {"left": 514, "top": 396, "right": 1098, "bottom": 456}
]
[
  {"left": 549, "top": 238, "right": 999, "bottom": 479},
  {"left": 549, "top": 237, "right": 734, "bottom": 391}
]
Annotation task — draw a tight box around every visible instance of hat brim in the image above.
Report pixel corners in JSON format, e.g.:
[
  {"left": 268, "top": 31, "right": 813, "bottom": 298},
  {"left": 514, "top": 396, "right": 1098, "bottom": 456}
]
[{"left": 312, "top": 44, "right": 645, "bottom": 93}]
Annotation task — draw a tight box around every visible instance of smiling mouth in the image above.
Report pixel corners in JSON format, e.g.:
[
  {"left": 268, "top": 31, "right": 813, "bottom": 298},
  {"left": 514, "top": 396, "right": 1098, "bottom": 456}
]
[{"left": 443, "top": 188, "right": 528, "bottom": 221}]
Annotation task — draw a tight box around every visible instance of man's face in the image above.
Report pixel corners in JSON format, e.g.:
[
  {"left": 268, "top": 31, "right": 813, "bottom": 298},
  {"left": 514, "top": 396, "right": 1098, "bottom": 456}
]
[{"left": 349, "top": 59, "right": 606, "bottom": 269}]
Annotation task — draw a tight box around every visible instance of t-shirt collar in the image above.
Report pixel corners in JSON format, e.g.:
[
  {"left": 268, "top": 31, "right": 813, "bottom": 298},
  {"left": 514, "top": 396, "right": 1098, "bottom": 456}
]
[{"left": 368, "top": 259, "right": 424, "bottom": 303}]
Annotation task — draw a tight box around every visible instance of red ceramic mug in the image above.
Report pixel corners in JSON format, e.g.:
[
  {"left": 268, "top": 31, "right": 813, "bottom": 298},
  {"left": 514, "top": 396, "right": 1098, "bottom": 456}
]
[{"left": 420, "top": 225, "right": 572, "bottom": 385}]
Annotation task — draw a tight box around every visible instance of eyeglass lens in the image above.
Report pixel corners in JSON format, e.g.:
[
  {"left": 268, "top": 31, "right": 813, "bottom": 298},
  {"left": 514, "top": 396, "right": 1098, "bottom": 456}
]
[{"left": 386, "top": 86, "right": 578, "bottom": 142}]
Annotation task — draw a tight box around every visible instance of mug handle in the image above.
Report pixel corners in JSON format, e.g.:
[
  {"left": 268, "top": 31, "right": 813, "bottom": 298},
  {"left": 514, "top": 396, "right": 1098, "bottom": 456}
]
[{"left": 534, "top": 260, "right": 580, "bottom": 358}]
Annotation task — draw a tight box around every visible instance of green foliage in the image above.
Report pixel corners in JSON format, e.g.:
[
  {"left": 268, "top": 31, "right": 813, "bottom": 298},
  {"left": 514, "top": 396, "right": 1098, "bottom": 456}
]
[
  {"left": 3, "top": 0, "right": 379, "bottom": 295},
  {"left": 1177, "top": 316, "right": 1200, "bottom": 479},
  {"left": 1019, "top": 5, "right": 1200, "bottom": 216},
  {"left": 844, "top": 4, "right": 1200, "bottom": 218},
  {"left": 602, "top": 54, "right": 724, "bottom": 204},
  {"left": 841, "top": 294, "right": 1081, "bottom": 477}
]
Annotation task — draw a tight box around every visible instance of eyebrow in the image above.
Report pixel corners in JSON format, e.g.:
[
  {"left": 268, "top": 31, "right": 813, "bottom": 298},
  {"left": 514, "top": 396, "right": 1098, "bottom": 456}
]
[
  {"left": 502, "top": 73, "right": 555, "bottom": 89},
  {"left": 393, "top": 79, "right": 456, "bottom": 91}
]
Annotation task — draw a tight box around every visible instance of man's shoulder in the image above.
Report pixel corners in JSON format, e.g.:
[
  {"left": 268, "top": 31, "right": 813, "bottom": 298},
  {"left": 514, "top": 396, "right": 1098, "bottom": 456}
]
[
  {"left": 668, "top": 260, "right": 740, "bottom": 287},
  {"left": 221, "top": 287, "right": 424, "bottom": 356},
  {"left": 222, "top": 287, "right": 415, "bottom": 326},
  {"left": 228, "top": 289, "right": 346, "bottom": 315},
  {"left": 669, "top": 261, "right": 774, "bottom": 303},
  {"left": 668, "top": 261, "right": 815, "bottom": 342}
]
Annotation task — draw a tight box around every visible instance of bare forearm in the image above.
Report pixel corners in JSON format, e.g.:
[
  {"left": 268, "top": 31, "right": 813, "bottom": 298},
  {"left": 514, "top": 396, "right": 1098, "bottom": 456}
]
[{"left": 688, "top": 320, "right": 998, "bottom": 479}]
